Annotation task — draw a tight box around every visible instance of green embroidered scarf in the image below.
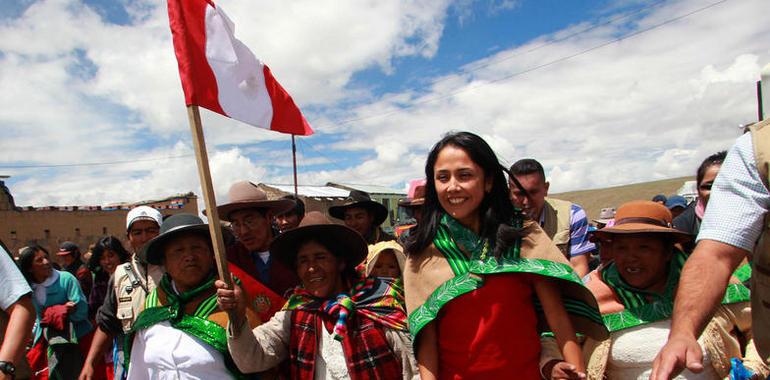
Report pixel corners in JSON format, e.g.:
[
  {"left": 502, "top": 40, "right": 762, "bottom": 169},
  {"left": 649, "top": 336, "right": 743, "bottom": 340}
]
[
  {"left": 126, "top": 273, "right": 252, "bottom": 380},
  {"left": 600, "top": 252, "right": 751, "bottom": 332},
  {"left": 408, "top": 213, "right": 605, "bottom": 339}
]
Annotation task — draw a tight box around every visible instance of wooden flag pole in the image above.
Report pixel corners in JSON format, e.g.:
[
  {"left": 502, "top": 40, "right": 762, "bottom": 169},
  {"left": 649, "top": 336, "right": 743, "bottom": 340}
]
[
  {"left": 291, "top": 134, "right": 298, "bottom": 196},
  {"left": 186, "top": 105, "right": 233, "bottom": 289}
]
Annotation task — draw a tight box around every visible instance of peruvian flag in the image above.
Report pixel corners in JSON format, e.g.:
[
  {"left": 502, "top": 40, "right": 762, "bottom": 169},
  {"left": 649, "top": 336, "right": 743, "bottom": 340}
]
[{"left": 168, "top": 0, "right": 313, "bottom": 136}]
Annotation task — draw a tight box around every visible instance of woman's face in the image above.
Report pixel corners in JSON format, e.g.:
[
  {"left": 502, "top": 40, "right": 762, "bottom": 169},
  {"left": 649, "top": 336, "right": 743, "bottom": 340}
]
[
  {"left": 30, "top": 250, "right": 53, "bottom": 283},
  {"left": 162, "top": 233, "right": 214, "bottom": 293},
  {"left": 434, "top": 145, "right": 492, "bottom": 233},
  {"left": 612, "top": 234, "right": 673, "bottom": 293},
  {"left": 99, "top": 249, "right": 122, "bottom": 274},
  {"left": 698, "top": 164, "right": 721, "bottom": 207},
  {"left": 296, "top": 241, "right": 345, "bottom": 298}
]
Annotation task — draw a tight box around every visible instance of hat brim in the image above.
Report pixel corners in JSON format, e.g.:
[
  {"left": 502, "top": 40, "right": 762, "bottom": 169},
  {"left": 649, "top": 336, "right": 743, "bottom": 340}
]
[
  {"left": 592, "top": 218, "right": 613, "bottom": 225},
  {"left": 328, "top": 201, "right": 389, "bottom": 226},
  {"left": 270, "top": 224, "right": 367, "bottom": 270},
  {"left": 207, "top": 199, "right": 295, "bottom": 221},
  {"left": 398, "top": 198, "right": 425, "bottom": 207},
  {"left": 141, "top": 224, "right": 212, "bottom": 265},
  {"left": 590, "top": 223, "right": 692, "bottom": 244}
]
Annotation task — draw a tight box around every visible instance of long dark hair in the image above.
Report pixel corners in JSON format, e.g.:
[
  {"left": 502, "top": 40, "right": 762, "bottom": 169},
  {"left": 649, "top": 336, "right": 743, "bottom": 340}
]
[
  {"left": 406, "top": 131, "right": 524, "bottom": 256},
  {"left": 89, "top": 235, "right": 130, "bottom": 273},
  {"left": 19, "top": 244, "right": 49, "bottom": 284},
  {"left": 696, "top": 151, "right": 727, "bottom": 186}
]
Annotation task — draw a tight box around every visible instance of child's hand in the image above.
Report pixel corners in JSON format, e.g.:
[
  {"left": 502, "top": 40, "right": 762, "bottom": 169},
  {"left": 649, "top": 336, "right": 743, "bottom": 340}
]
[{"left": 550, "top": 361, "right": 586, "bottom": 380}]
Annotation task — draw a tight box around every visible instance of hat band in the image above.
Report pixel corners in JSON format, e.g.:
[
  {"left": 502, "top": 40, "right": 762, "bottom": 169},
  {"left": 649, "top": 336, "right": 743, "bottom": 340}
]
[{"left": 614, "top": 217, "right": 671, "bottom": 228}]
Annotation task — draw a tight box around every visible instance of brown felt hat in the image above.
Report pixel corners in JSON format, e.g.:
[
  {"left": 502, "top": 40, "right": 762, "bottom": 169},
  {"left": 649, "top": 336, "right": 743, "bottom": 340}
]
[
  {"left": 590, "top": 200, "right": 692, "bottom": 244},
  {"left": 270, "top": 211, "right": 367, "bottom": 269},
  {"left": 328, "top": 190, "right": 389, "bottom": 226},
  {"left": 206, "top": 181, "right": 294, "bottom": 221}
]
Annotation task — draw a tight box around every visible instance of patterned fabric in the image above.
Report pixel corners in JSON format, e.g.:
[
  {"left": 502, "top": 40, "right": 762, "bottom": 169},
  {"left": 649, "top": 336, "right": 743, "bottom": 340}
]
[
  {"left": 408, "top": 213, "right": 606, "bottom": 339},
  {"left": 289, "top": 310, "right": 402, "bottom": 380},
  {"left": 284, "top": 277, "right": 408, "bottom": 340},
  {"left": 698, "top": 133, "right": 770, "bottom": 251},
  {"left": 127, "top": 273, "right": 253, "bottom": 379},
  {"left": 599, "top": 253, "right": 751, "bottom": 332},
  {"left": 284, "top": 277, "right": 406, "bottom": 380}
]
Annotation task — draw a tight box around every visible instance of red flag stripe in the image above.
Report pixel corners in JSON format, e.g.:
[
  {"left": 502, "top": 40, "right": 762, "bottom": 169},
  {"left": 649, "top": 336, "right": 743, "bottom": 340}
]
[{"left": 263, "top": 65, "right": 313, "bottom": 136}]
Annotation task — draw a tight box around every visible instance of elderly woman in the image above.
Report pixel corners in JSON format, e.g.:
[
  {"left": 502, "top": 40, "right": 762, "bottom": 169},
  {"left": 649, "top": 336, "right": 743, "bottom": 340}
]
[
  {"left": 540, "top": 201, "right": 768, "bottom": 380},
  {"left": 217, "top": 211, "right": 418, "bottom": 380},
  {"left": 19, "top": 245, "right": 93, "bottom": 380},
  {"left": 124, "top": 213, "right": 261, "bottom": 379}
]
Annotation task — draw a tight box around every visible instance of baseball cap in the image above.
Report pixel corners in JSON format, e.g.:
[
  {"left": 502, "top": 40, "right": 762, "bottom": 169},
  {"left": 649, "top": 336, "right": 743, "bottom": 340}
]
[
  {"left": 665, "top": 195, "right": 688, "bottom": 210},
  {"left": 126, "top": 206, "right": 163, "bottom": 231},
  {"left": 57, "top": 241, "right": 79, "bottom": 256}
]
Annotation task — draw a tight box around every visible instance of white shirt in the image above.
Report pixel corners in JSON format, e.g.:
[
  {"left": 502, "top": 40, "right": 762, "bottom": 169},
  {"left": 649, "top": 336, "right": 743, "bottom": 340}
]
[
  {"left": 315, "top": 324, "right": 351, "bottom": 380},
  {"left": 607, "top": 319, "right": 719, "bottom": 380},
  {"left": 126, "top": 321, "right": 232, "bottom": 380}
]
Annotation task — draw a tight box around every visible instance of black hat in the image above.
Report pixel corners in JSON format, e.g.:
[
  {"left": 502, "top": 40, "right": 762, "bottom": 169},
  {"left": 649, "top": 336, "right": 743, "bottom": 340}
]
[
  {"left": 140, "top": 213, "right": 211, "bottom": 265},
  {"left": 270, "top": 211, "right": 367, "bottom": 270},
  {"left": 328, "top": 190, "right": 389, "bottom": 226}
]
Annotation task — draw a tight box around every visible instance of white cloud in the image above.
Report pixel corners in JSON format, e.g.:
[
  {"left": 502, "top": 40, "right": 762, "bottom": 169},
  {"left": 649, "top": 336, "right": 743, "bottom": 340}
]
[{"left": 3, "top": 0, "right": 770, "bottom": 210}]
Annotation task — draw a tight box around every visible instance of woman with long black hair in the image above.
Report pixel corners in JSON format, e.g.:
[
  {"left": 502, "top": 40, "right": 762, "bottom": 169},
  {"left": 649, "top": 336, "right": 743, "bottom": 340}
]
[{"left": 404, "top": 131, "right": 607, "bottom": 379}]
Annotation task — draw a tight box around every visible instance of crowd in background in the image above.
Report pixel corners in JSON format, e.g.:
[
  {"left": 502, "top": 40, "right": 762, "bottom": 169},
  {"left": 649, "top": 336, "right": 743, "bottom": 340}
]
[{"left": 0, "top": 121, "right": 768, "bottom": 380}]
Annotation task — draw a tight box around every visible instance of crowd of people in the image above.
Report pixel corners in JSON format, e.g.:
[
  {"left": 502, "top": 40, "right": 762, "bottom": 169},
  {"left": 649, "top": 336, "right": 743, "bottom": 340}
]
[{"left": 0, "top": 121, "right": 769, "bottom": 380}]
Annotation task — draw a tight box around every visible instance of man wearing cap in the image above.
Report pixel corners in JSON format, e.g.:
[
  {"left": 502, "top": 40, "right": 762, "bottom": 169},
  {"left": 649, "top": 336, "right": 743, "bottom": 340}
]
[
  {"left": 58, "top": 241, "right": 93, "bottom": 299},
  {"left": 125, "top": 213, "right": 262, "bottom": 379},
  {"left": 509, "top": 158, "right": 595, "bottom": 277},
  {"left": 217, "top": 212, "right": 418, "bottom": 379},
  {"left": 329, "top": 190, "right": 396, "bottom": 244},
  {"left": 664, "top": 195, "right": 688, "bottom": 219},
  {"left": 80, "top": 206, "right": 163, "bottom": 380},
  {"left": 216, "top": 181, "right": 299, "bottom": 297}
]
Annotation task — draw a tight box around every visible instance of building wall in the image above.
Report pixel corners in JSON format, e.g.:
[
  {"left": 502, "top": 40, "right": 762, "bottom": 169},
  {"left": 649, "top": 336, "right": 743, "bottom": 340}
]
[{"left": 0, "top": 186, "right": 198, "bottom": 260}]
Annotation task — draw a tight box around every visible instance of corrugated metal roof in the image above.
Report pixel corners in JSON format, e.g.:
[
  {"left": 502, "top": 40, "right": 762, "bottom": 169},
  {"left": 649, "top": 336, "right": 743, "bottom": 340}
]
[
  {"left": 263, "top": 184, "right": 350, "bottom": 198},
  {"left": 326, "top": 182, "right": 405, "bottom": 196}
]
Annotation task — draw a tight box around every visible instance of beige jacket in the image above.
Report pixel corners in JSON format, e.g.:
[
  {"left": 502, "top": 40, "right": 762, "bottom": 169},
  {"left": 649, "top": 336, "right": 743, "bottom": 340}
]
[
  {"left": 539, "top": 302, "right": 769, "bottom": 379},
  {"left": 227, "top": 310, "right": 419, "bottom": 380}
]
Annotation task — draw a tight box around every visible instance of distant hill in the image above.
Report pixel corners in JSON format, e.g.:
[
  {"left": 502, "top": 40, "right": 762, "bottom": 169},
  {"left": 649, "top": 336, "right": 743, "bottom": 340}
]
[{"left": 551, "top": 176, "right": 694, "bottom": 222}]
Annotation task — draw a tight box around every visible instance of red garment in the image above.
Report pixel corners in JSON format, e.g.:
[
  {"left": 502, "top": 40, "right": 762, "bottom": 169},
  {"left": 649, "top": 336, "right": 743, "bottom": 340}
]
[
  {"left": 226, "top": 242, "right": 300, "bottom": 297},
  {"left": 229, "top": 262, "right": 285, "bottom": 321},
  {"left": 40, "top": 304, "right": 69, "bottom": 331},
  {"left": 289, "top": 310, "right": 402, "bottom": 380},
  {"left": 437, "top": 273, "right": 541, "bottom": 380}
]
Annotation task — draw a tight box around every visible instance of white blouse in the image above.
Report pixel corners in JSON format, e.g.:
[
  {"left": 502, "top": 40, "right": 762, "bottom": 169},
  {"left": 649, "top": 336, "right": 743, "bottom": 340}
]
[
  {"left": 127, "top": 321, "right": 232, "bottom": 380},
  {"left": 607, "top": 319, "right": 719, "bottom": 380}
]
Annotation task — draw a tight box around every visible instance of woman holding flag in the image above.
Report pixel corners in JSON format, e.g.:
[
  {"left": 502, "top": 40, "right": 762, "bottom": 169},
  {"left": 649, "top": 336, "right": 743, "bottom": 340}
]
[{"left": 216, "top": 211, "right": 419, "bottom": 380}]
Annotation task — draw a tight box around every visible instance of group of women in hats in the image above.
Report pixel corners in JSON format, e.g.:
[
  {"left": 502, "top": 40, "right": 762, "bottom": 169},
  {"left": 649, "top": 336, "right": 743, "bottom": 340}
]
[{"left": 92, "top": 130, "right": 768, "bottom": 380}]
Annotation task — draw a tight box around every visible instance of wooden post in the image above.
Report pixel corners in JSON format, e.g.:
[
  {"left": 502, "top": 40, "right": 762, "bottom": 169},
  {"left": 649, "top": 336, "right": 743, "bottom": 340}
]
[
  {"left": 186, "top": 105, "right": 233, "bottom": 289},
  {"left": 292, "top": 134, "right": 298, "bottom": 196}
]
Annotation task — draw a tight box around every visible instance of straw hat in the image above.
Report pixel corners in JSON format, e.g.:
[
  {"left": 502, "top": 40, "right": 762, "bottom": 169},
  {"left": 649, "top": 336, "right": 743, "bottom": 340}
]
[
  {"left": 208, "top": 181, "right": 294, "bottom": 221},
  {"left": 590, "top": 200, "right": 692, "bottom": 244},
  {"left": 270, "top": 211, "right": 367, "bottom": 270}
]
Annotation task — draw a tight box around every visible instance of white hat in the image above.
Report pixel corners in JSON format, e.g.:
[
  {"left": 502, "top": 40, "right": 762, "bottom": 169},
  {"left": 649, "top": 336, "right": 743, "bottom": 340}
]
[{"left": 126, "top": 206, "right": 163, "bottom": 231}]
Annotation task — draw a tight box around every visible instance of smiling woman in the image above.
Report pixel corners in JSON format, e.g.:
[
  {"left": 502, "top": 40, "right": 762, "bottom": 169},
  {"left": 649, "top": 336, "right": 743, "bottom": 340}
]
[
  {"left": 540, "top": 201, "right": 769, "bottom": 379},
  {"left": 219, "top": 211, "right": 419, "bottom": 379}
]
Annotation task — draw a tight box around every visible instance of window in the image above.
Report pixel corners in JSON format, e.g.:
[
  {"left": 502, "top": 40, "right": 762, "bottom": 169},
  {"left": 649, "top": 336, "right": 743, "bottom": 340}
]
[
  {"left": 10, "top": 230, "right": 16, "bottom": 239},
  {"left": 75, "top": 228, "right": 81, "bottom": 237},
  {"left": 102, "top": 227, "right": 107, "bottom": 234},
  {"left": 44, "top": 229, "right": 50, "bottom": 239}
]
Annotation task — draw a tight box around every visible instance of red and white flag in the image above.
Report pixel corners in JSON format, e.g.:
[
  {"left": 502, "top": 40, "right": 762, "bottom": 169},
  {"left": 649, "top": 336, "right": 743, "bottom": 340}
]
[{"left": 168, "top": 0, "right": 313, "bottom": 136}]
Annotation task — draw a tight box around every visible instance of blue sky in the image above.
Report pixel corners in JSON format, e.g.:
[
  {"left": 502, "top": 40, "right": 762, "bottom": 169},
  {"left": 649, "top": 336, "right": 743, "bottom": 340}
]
[{"left": 1, "top": 0, "right": 768, "bottom": 209}]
